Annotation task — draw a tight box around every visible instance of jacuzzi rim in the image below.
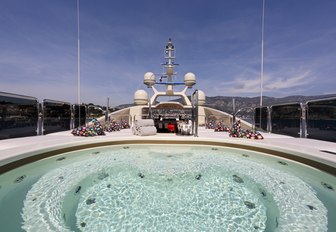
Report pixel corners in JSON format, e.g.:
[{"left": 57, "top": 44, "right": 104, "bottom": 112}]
[{"left": 1, "top": 139, "right": 335, "bottom": 176}]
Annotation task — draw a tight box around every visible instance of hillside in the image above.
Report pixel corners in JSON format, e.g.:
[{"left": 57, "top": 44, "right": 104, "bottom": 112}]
[{"left": 203, "top": 94, "right": 336, "bottom": 114}]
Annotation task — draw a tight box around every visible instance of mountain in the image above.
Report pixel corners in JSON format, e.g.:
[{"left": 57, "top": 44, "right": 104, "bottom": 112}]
[{"left": 111, "top": 103, "right": 135, "bottom": 112}]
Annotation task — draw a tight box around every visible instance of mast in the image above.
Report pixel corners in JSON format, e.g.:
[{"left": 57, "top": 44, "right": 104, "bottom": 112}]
[
  {"left": 163, "top": 38, "right": 177, "bottom": 95},
  {"left": 143, "top": 38, "right": 196, "bottom": 106},
  {"left": 77, "top": 0, "right": 81, "bottom": 125},
  {"left": 259, "top": 0, "right": 265, "bottom": 128}
]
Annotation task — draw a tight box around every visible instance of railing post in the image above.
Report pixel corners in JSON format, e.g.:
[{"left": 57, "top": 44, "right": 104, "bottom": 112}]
[
  {"left": 252, "top": 108, "right": 255, "bottom": 131},
  {"left": 300, "top": 103, "right": 307, "bottom": 138},
  {"left": 192, "top": 90, "right": 199, "bottom": 137},
  {"left": 232, "top": 98, "right": 236, "bottom": 125},
  {"left": 148, "top": 96, "right": 152, "bottom": 119},
  {"left": 40, "top": 101, "right": 45, "bottom": 135},
  {"left": 267, "top": 106, "right": 272, "bottom": 133},
  {"left": 105, "top": 97, "right": 109, "bottom": 123},
  {"left": 36, "top": 103, "right": 43, "bottom": 136},
  {"left": 70, "top": 104, "right": 75, "bottom": 129}
]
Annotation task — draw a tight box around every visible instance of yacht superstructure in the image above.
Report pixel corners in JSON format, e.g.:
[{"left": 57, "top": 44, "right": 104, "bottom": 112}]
[{"left": 115, "top": 38, "right": 243, "bottom": 133}]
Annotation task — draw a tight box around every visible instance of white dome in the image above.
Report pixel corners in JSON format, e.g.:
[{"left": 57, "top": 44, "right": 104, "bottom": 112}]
[
  {"left": 184, "top": 72, "right": 196, "bottom": 87},
  {"left": 144, "top": 72, "right": 156, "bottom": 87},
  {"left": 134, "top": 89, "right": 148, "bottom": 105},
  {"left": 198, "top": 90, "right": 206, "bottom": 106}
]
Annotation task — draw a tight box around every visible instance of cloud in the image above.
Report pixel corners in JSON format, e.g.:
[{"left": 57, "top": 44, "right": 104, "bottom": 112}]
[
  {"left": 265, "top": 71, "right": 314, "bottom": 92},
  {"left": 1, "top": 0, "right": 335, "bottom": 106},
  {"left": 199, "top": 68, "right": 316, "bottom": 97}
]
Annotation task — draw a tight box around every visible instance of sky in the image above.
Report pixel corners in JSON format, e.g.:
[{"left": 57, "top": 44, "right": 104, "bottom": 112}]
[{"left": 1, "top": 0, "right": 336, "bottom": 106}]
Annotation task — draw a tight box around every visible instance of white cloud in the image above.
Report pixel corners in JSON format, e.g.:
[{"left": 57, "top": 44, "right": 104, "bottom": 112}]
[
  {"left": 199, "top": 68, "right": 316, "bottom": 97},
  {"left": 265, "top": 71, "right": 314, "bottom": 91}
]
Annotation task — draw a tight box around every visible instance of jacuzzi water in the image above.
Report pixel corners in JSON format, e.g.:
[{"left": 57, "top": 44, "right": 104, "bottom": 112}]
[{"left": 0, "top": 144, "right": 335, "bottom": 231}]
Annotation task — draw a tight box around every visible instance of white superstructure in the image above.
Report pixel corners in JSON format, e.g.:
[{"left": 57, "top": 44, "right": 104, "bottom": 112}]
[{"left": 110, "top": 38, "right": 249, "bottom": 131}]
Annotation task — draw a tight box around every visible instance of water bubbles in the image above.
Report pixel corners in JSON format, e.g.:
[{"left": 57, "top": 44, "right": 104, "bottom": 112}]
[{"left": 21, "top": 145, "right": 328, "bottom": 232}]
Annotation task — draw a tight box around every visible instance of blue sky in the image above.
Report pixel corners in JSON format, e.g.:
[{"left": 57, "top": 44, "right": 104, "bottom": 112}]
[{"left": 1, "top": 0, "right": 336, "bottom": 106}]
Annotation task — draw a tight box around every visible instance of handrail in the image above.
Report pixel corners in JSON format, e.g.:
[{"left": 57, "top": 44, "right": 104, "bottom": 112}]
[
  {"left": 191, "top": 90, "right": 199, "bottom": 137},
  {"left": 234, "top": 107, "right": 255, "bottom": 131},
  {"left": 0, "top": 91, "right": 38, "bottom": 102}
]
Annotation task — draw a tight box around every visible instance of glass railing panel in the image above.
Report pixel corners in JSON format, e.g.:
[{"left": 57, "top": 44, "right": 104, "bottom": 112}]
[
  {"left": 205, "top": 115, "right": 232, "bottom": 129},
  {"left": 87, "top": 105, "right": 104, "bottom": 121},
  {"left": 73, "top": 104, "right": 87, "bottom": 128},
  {"left": 0, "top": 92, "right": 38, "bottom": 139},
  {"left": 271, "top": 104, "right": 301, "bottom": 137},
  {"left": 148, "top": 108, "right": 193, "bottom": 120},
  {"left": 235, "top": 107, "right": 255, "bottom": 130},
  {"left": 307, "top": 98, "right": 336, "bottom": 142},
  {"left": 43, "top": 100, "right": 71, "bottom": 134},
  {"left": 254, "top": 107, "right": 268, "bottom": 131},
  {"left": 104, "top": 114, "right": 131, "bottom": 131},
  {"left": 108, "top": 114, "right": 131, "bottom": 123}
]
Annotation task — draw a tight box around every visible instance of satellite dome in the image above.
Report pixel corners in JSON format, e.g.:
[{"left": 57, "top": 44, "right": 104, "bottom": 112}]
[
  {"left": 184, "top": 72, "right": 196, "bottom": 87},
  {"left": 198, "top": 90, "right": 206, "bottom": 106},
  {"left": 134, "top": 89, "right": 148, "bottom": 105},
  {"left": 144, "top": 72, "right": 156, "bottom": 87}
]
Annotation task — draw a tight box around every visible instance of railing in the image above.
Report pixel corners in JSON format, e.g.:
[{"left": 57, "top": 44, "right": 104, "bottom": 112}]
[
  {"left": 191, "top": 90, "right": 199, "bottom": 137},
  {"left": 0, "top": 92, "right": 88, "bottom": 139},
  {"left": 254, "top": 107, "right": 268, "bottom": 131},
  {"left": 0, "top": 92, "right": 39, "bottom": 139},
  {"left": 1, "top": 91, "right": 335, "bottom": 142},
  {"left": 42, "top": 99, "right": 72, "bottom": 135},
  {"left": 72, "top": 104, "right": 87, "bottom": 128},
  {"left": 254, "top": 97, "right": 336, "bottom": 142},
  {"left": 87, "top": 105, "right": 105, "bottom": 123},
  {"left": 306, "top": 98, "right": 336, "bottom": 142}
]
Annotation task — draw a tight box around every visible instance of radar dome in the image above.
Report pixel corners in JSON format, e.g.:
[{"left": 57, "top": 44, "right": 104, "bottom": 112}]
[
  {"left": 144, "top": 72, "right": 156, "bottom": 87},
  {"left": 184, "top": 72, "right": 196, "bottom": 87},
  {"left": 134, "top": 89, "right": 148, "bottom": 105},
  {"left": 198, "top": 90, "right": 206, "bottom": 106}
]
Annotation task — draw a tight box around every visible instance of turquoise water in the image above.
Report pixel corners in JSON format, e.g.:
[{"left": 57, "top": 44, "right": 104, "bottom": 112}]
[{"left": 0, "top": 145, "right": 335, "bottom": 231}]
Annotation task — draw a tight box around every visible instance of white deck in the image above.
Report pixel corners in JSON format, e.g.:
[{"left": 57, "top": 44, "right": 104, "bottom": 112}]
[{"left": 0, "top": 127, "right": 335, "bottom": 171}]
